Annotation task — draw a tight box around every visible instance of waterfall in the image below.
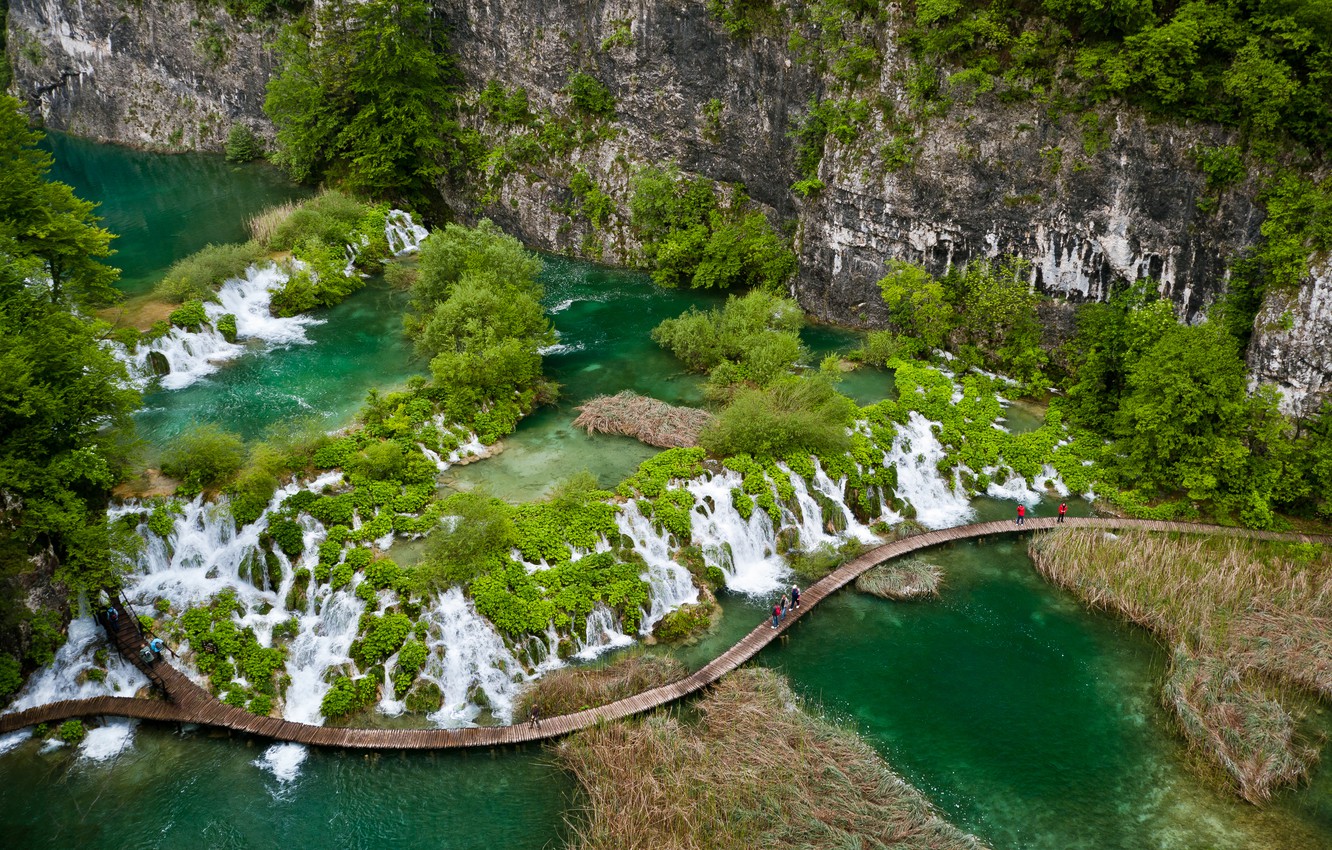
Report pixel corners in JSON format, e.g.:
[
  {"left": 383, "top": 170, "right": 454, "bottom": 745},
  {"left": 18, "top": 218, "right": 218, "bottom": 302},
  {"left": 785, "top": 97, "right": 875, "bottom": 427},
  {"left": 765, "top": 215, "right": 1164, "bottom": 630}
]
[
  {"left": 4, "top": 615, "right": 148, "bottom": 713},
  {"left": 617, "top": 501, "right": 698, "bottom": 634},
  {"left": 686, "top": 471, "right": 788, "bottom": 595},
  {"left": 284, "top": 584, "right": 366, "bottom": 725},
  {"left": 574, "top": 604, "right": 634, "bottom": 660},
  {"left": 385, "top": 209, "right": 429, "bottom": 254},
  {"left": 811, "top": 459, "right": 879, "bottom": 542},
  {"left": 112, "top": 264, "right": 323, "bottom": 390},
  {"left": 884, "top": 412, "right": 974, "bottom": 529},
  {"left": 421, "top": 588, "right": 528, "bottom": 727},
  {"left": 78, "top": 718, "right": 136, "bottom": 762}
]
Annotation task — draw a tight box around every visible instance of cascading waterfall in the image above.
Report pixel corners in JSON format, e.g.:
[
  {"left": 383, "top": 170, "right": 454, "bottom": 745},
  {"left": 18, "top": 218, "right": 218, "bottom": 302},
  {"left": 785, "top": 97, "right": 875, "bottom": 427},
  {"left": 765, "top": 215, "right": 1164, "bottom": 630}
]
[
  {"left": 811, "top": 459, "right": 880, "bottom": 543},
  {"left": 574, "top": 604, "right": 634, "bottom": 660},
  {"left": 686, "top": 471, "right": 788, "bottom": 596},
  {"left": 4, "top": 614, "right": 148, "bottom": 713},
  {"left": 883, "top": 412, "right": 975, "bottom": 529},
  {"left": 617, "top": 501, "right": 698, "bottom": 633},
  {"left": 113, "top": 212, "right": 429, "bottom": 390},
  {"left": 420, "top": 588, "right": 528, "bottom": 727}
]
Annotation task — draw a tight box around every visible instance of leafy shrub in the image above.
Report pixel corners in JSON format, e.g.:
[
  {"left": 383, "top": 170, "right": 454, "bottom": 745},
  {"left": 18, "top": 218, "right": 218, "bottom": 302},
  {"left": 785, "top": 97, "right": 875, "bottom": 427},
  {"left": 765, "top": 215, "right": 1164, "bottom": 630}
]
[
  {"left": 652, "top": 604, "right": 712, "bottom": 642},
  {"left": 411, "top": 492, "right": 517, "bottom": 591},
  {"left": 161, "top": 424, "right": 246, "bottom": 489},
  {"left": 566, "top": 71, "right": 616, "bottom": 118},
  {"left": 225, "top": 124, "right": 264, "bottom": 163},
  {"left": 319, "top": 675, "right": 377, "bottom": 719},
  {"left": 700, "top": 376, "right": 856, "bottom": 460},
  {"left": 155, "top": 242, "right": 266, "bottom": 303},
  {"left": 215, "top": 313, "right": 238, "bottom": 343},
  {"left": 352, "top": 612, "right": 412, "bottom": 667},
  {"left": 652, "top": 290, "right": 805, "bottom": 387},
  {"left": 168, "top": 299, "right": 210, "bottom": 331},
  {"left": 57, "top": 719, "right": 86, "bottom": 744}
]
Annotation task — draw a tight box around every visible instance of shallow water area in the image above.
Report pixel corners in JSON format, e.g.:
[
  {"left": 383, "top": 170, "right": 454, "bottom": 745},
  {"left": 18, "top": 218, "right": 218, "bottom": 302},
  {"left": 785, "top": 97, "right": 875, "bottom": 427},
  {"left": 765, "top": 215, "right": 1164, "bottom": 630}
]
[
  {"left": 758, "top": 538, "right": 1332, "bottom": 850},
  {"left": 0, "top": 725, "right": 573, "bottom": 849}
]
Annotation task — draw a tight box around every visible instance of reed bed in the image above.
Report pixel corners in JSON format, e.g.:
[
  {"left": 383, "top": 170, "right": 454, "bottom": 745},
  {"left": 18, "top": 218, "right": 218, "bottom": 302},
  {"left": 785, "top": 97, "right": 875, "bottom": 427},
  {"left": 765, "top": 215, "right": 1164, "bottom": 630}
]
[
  {"left": 856, "top": 558, "right": 944, "bottom": 600},
  {"left": 247, "top": 200, "right": 299, "bottom": 247},
  {"left": 572, "top": 392, "right": 713, "bottom": 448},
  {"left": 556, "top": 668, "right": 988, "bottom": 850},
  {"left": 1030, "top": 528, "right": 1332, "bottom": 803},
  {"left": 515, "top": 652, "right": 685, "bottom": 719}
]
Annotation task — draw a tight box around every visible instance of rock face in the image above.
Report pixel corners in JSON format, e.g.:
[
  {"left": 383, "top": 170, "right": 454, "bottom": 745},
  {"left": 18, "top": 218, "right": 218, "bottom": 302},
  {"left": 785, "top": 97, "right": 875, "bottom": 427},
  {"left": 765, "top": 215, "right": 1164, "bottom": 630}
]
[
  {"left": 1248, "top": 257, "right": 1332, "bottom": 418},
  {"left": 6, "top": 0, "right": 1327, "bottom": 409},
  {"left": 5, "top": 0, "right": 280, "bottom": 151}
]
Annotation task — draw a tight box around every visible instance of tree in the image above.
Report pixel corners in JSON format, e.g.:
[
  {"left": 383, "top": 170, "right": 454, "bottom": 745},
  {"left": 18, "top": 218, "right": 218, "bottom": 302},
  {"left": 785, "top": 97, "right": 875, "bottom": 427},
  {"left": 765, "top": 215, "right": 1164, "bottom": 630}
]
[
  {"left": 0, "top": 97, "right": 119, "bottom": 307},
  {"left": 264, "top": 0, "right": 458, "bottom": 199},
  {"left": 876, "top": 260, "right": 953, "bottom": 350}
]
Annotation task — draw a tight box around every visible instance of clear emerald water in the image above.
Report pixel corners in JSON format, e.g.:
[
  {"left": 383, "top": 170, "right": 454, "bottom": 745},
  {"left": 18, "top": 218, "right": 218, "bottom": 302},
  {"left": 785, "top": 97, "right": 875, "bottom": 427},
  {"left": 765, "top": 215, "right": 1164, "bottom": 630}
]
[{"left": 7, "top": 136, "right": 1332, "bottom": 849}]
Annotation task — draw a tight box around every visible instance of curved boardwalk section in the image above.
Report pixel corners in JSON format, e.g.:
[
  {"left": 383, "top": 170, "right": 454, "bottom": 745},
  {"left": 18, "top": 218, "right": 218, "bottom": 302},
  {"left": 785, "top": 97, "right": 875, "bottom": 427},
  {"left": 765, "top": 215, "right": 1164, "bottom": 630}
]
[{"left": 3, "top": 517, "right": 1327, "bottom": 748}]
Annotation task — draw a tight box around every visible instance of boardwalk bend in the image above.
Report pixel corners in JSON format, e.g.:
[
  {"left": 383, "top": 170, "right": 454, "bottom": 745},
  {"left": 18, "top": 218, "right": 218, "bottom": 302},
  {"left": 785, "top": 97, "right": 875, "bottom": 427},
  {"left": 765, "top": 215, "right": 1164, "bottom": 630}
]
[{"left": 3, "top": 517, "right": 1328, "bottom": 748}]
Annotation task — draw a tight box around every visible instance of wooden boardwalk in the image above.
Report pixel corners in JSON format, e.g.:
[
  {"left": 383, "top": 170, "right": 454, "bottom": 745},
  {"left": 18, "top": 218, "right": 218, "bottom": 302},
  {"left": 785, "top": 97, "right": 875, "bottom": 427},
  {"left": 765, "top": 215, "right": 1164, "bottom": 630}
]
[{"left": 3, "top": 517, "right": 1327, "bottom": 749}]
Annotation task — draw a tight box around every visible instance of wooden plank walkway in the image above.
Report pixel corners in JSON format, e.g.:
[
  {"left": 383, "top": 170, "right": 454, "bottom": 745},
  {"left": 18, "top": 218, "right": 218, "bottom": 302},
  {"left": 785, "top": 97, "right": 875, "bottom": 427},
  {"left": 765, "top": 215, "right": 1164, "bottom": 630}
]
[{"left": 3, "top": 517, "right": 1328, "bottom": 749}]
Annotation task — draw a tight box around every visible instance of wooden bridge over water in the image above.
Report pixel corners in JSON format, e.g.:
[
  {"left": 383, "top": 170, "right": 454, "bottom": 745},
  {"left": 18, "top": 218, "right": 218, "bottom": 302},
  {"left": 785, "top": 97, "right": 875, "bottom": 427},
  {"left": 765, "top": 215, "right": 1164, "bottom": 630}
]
[{"left": 2, "top": 517, "right": 1326, "bottom": 749}]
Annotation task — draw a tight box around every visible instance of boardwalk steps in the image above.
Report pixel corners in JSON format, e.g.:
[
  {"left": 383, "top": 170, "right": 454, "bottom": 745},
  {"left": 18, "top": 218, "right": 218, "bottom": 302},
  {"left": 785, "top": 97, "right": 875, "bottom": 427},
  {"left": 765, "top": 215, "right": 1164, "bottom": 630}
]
[{"left": 2, "top": 517, "right": 1327, "bottom": 749}]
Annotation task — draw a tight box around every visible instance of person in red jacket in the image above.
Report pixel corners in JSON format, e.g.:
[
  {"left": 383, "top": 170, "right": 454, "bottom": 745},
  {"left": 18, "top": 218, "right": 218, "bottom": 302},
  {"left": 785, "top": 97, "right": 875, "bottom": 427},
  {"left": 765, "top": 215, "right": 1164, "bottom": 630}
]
[
  {"left": 1016, "top": 504, "right": 1026, "bottom": 526},
  {"left": 1058, "top": 502, "right": 1067, "bottom": 523},
  {"left": 771, "top": 603, "right": 782, "bottom": 629}
]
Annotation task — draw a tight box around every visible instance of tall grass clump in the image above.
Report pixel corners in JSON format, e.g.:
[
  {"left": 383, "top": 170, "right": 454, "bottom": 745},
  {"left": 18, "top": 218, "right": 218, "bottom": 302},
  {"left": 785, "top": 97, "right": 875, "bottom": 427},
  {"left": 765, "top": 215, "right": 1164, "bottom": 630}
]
[
  {"left": 1030, "top": 528, "right": 1332, "bottom": 803},
  {"left": 557, "top": 668, "right": 988, "bottom": 849},
  {"left": 856, "top": 558, "right": 943, "bottom": 600},
  {"left": 251, "top": 189, "right": 370, "bottom": 252},
  {"left": 514, "top": 651, "right": 684, "bottom": 719},
  {"left": 154, "top": 241, "right": 267, "bottom": 302}
]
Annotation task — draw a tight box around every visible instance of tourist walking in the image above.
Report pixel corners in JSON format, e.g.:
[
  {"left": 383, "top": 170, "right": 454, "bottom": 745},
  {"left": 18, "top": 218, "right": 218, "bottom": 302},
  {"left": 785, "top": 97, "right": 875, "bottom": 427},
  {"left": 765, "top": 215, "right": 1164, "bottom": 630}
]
[
  {"left": 1057, "top": 502, "right": 1067, "bottom": 523},
  {"left": 771, "top": 603, "right": 781, "bottom": 629},
  {"left": 107, "top": 606, "right": 119, "bottom": 624},
  {"left": 791, "top": 584, "right": 801, "bottom": 609},
  {"left": 779, "top": 594, "right": 790, "bottom": 620},
  {"left": 149, "top": 637, "right": 165, "bottom": 658},
  {"left": 529, "top": 704, "right": 541, "bottom": 729},
  {"left": 1016, "top": 504, "right": 1026, "bottom": 526}
]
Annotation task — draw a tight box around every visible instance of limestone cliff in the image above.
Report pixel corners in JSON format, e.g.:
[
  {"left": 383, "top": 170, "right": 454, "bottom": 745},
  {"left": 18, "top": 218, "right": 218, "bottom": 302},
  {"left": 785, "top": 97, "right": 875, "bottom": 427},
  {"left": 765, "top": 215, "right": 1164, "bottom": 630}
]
[
  {"left": 5, "top": 0, "right": 1327, "bottom": 411},
  {"left": 5, "top": 0, "right": 279, "bottom": 150}
]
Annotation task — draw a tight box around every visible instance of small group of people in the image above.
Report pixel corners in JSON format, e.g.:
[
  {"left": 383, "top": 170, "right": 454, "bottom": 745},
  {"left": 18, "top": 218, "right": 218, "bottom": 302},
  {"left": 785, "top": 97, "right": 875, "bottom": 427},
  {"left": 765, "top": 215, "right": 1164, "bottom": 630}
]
[
  {"left": 770, "top": 584, "right": 801, "bottom": 628},
  {"left": 1015, "top": 503, "right": 1068, "bottom": 525}
]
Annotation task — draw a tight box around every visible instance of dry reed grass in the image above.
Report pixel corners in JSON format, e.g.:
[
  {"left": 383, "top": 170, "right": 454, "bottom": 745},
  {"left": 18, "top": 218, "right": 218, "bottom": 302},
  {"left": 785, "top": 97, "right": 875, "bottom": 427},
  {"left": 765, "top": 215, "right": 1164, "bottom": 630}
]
[
  {"left": 556, "top": 668, "right": 988, "bottom": 850},
  {"left": 247, "top": 200, "right": 299, "bottom": 247},
  {"left": 1030, "top": 528, "right": 1332, "bottom": 803},
  {"left": 515, "top": 652, "right": 685, "bottom": 720},
  {"left": 856, "top": 558, "right": 944, "bottom": 600},
  {"left": 572, "top": 391, "right": 713, "bottom": 448}
]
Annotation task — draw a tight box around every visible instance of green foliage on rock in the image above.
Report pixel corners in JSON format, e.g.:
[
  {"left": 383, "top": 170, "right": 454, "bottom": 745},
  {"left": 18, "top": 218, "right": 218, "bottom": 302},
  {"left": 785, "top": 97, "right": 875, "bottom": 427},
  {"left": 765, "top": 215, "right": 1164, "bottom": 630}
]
[
  {"left": 264, "top": 0, "right": 459, "bottom": 199},
  {"left": 58, "top": 719, "right": 86, "bottom": 745},
  {"left": 180, "top": 590, "right": 286, "bottom": 697},
  {"left": 652, "top": 290, "right": 806, "bottom": 393},
  {"left": 154, "top": 241, "right": 266, "bottom": 303},
  {"left": 320, "top": 674, "right": 378, "bottom": 719},
  {"left": 566, "top": 71, "right": 616, "bottom": 118},
  {"left": 411, "top": 492, "right": 518, "bottom": 592},
  {"left": 629, "top": 167, "right": 796, "bottom": 291},
  {"left": 168, "top": 299, "right": 210, "bottom": 332},
  {"left": 224, "top": 124, "right": 264, "bottom": 163}
]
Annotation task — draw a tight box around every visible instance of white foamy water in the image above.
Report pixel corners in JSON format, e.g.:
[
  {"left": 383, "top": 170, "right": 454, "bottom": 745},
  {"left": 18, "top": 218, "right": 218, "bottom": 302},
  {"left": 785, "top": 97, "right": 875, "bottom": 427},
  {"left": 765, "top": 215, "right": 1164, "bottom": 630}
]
[
  {"left": 574, "top": 604, "right": 634, "bottom": 660},
  {"left": 5, "top": 615, "right": 147, "bottom": 713},
  {"left": 687, "top": 471, "right": 788, "bottom": 595},
  {"left": 385, "top": 209, "right": 428, "bottom": 254},
  {"left": 811, "top": 459, "right": 879, "bottom": 543},
  {"left": 885, "top": 413, "right": 974, "bottom": 529},
  {"left": 617, "top": 501, "right": 698, "bottom": 633},
  {"left": 0, "top": 729, "right": 33, "bottom": 755},
  {"left": 254, "top": 742, "right": 308, "bottom": 783},
  {"left": 422, "top": 588, "right": 527, "bottom": 727},
  {"left": 79, "top": 718, "right": 136, "bottom": 762}
]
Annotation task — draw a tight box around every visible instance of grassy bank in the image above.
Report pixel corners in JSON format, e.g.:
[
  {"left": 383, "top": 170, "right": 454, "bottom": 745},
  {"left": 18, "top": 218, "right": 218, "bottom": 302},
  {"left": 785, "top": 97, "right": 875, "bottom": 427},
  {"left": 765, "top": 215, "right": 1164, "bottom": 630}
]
[
  {"left": 556, "top": 668, "right": 988, "bottom": 849},
  {"left": 856, "top": 558, "right": 944, "bottom": 600},
  {"left": 1029, "top": 528, "right": 1331, "bottom": 803},
  {"left": 515, "top": 652, "right": 685, "bottom": 719}
]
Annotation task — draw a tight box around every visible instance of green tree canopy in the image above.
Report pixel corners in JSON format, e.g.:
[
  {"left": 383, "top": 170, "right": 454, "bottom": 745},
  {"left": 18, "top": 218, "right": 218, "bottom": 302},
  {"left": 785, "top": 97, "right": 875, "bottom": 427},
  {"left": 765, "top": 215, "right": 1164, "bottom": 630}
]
[{"left": 264, "top": 0, "right": 458, "bottom": 199}]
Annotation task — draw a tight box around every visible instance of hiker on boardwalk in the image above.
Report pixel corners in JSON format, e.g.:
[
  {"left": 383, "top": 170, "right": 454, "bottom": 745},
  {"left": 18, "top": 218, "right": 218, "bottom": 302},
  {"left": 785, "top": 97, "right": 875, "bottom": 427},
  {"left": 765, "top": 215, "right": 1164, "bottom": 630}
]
[
  {"left": 107, "top": 605, "right": 119, "bottom": 624},
  {"left": 771, "top": 603, "right": 781, "bottom": 629},
  {"left": 790, "top": 584, "right": 801, "bottom": 609},
  {"left": 1058, "top": 502, "right": 1067, "bottom": 524},
  {"left": 779, "top": 594, "right": 790, "bottom": 621},
  {"left": 149, "top": 637, "right": 165, "bottom": 658},
  {"left": 529, "top": 704, "right": 541, "bottom": 729},
  {"left": 1016, "top": 504, "right": 1026, "bottom": 526}
]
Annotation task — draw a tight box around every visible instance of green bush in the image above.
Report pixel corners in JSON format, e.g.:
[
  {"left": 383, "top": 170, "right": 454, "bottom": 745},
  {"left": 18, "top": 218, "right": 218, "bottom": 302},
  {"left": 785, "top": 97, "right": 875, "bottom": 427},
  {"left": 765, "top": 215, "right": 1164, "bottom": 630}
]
[
  {"left": 566, "top": 71, "right": 616, "bottom": 118},
  {"left": 161, "top": 424, "right": 247, "bottom": 489},
  {"left": 410, "top": 492, "right": 517, "bottom": 592},
  {"left": 216, "top": 313, "right": 238, "bottom": 343},
  {"left": 700, "top": 376, "right": 856, "bottom": 460},
  {"left": 652, "top": 604, "right": 712, "bottom": 642},
  {"left": 319, "top": 675, "right": 378, "bottom": 719},
  {"left": 225, "top": 124, "right": 264, "bottom": 163},
  {"left": 168, "top": 300, "right": 210, "bottom": 331},
  {"left": 652, "top": 290, "right": 805, "bottom": 386},
  {"left": 629, "top": 167, "right": 796, "bottom": 291},
  {"left": 155, "top": 242, "right": 265, "bottom": 303},
  {"left": 57, "top": 719, "right": 86, "bottom": 744},
  {"left": 0, "top": 655, "right": 22, "bottom": 699}
]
